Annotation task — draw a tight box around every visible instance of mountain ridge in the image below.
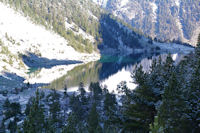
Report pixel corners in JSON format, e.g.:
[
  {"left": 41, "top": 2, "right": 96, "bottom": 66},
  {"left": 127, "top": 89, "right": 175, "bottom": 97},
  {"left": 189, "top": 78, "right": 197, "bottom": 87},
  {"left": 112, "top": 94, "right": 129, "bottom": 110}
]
[{"left": 94, "top": 0, "right": 200, "bottom": 46}]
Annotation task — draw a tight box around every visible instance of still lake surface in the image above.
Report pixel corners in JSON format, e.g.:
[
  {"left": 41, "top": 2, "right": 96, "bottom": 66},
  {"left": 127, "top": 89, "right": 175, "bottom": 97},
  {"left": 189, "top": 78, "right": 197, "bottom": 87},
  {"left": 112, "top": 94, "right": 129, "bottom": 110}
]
[{"left": 47, "top": 53, "right": 185, "bottom": 93}]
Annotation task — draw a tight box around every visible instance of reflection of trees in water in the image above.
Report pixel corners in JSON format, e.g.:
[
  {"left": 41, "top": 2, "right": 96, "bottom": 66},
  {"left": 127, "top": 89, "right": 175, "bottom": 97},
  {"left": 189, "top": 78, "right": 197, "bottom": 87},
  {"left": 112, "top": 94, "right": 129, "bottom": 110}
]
[
  {"left": 27, "top": 68, "right": 42, "bottom": 78},
  {"left": 49, "top": 53, "right": 184, "bottom": 90},
  {"left": 48, "top": 62, "right": 102, "bottom": 90}
]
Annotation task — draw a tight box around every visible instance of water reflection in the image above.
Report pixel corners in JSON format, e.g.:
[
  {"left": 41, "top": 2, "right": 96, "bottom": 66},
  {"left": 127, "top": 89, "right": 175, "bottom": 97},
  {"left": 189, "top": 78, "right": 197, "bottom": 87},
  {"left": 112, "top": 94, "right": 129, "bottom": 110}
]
[{"left": 48, "top": 53, "right": 186, "bottom": 92}]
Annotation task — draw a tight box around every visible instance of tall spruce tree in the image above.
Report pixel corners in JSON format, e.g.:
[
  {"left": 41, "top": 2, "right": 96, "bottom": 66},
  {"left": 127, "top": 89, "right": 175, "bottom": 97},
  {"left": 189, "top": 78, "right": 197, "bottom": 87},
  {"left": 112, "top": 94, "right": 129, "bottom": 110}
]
[
  {"left": 62, "top": 112, "right": 78, "bottom": 133},
  {"left": 88, "top": 103, "right": 100, "bottom": 133},
  {"left": 158, "top": 73, "right": 189, "bottom": 132},
  {"left": 23, "top": 90, "right": 45, "bottom": 133},
  {"left": 187, "top": 54, "right": 200, "bottom": 132},
  {"left": 197, "top": 33, "right": 200, "bottom": 47},
  {"left": 103, "top": 89, "right": 119, "bottom": 131},
  {"left": 121, "top": 66, "right": 156, "bottom": 132},
  {"left": 46, "top": 89, "right": 62, "bottom": 131}
]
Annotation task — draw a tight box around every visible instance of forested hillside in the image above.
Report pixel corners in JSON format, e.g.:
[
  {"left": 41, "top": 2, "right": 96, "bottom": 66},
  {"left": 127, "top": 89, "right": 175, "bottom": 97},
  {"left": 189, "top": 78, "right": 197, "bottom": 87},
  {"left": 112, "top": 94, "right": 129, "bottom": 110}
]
[
  {"left": 0, "top": 0, "right": 102, "bottom": 53},
  {"left": 97, "top": 0, "right": 200, "bottom": 46},
  {"left": 0, "top": 0, "right": 149, "bottom": 53}
]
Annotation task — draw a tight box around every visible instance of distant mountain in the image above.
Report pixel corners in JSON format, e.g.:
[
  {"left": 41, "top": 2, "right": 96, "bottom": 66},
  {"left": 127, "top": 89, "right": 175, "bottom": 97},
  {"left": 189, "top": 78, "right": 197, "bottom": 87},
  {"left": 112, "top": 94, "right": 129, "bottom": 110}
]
[{"left": 94, "top": 0, "right": 200, "bottom": 46}]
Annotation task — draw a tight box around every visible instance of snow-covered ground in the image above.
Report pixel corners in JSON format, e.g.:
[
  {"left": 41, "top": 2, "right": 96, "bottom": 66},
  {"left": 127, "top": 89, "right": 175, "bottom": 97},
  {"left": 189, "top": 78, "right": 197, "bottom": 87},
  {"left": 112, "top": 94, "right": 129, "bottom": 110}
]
[
  {"left": 120, "top": 0, "right": 129, "bottom": 7},
  {"left": 175, "top": 0, "right": 180, "bottom": 7},
  {"left": 154, "top": 42, "right": 194, "bottom": 54},
  {"left": 0, "top": 2, "right": 100, "bottom": 85}
]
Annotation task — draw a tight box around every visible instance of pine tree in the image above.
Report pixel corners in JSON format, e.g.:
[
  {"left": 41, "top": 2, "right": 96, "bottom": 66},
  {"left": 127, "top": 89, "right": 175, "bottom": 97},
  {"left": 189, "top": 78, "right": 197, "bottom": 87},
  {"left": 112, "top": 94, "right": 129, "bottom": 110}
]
[
  {"left": 89, "top": 82, "right": 102, "bottom": 101},
  {"left": 62, "top": 112, "right": 78, "bottom": 133},
  {"left": 78, "top": 82, "right": 87, "bottom": 105},
  {"left": 121, "top": 66, "right": 156, "bottom": 132},
  {"left": 88, "top": 103, "right": 100, "bottom": 133},
  {"left": 187, "top": 57, "right": 200, "bottom": 132},
  {"left": 64, "top": 83, "right": 68, "bottom": 97},
  {"left": 149, "top": 58, "right": 165, "bottom": 102},
  {"left": 3, "top": 99, "right": 21, "bottom": 121},
  {"left": 103, "top": 90, "right": 119, "bottom": 132},
  {"left": 25, "top": 96, "right": 34, "bottom": 116},
  {"left": 158, "top": 73, "right": 189, "bottom": 132},
  {"left": 69, "top": 93, "right": 83, "bottom": 120},
  {"left": 8, "top": 118, "right": 17, "bottom": 133},
  {"left": 195, "top": 33, "right": 200, "bottom": 58},
  {"left": 23, "top": 90, "right": 45, "bottom": 133},
  {"left": 197, "top": 33, "right": 200, "bottom": 47},
  {"left": 163, "top": 54, "right": 174, "bottom": 81},
  {"left": 0, "top": 121, "right": 6, "bottom": 133},
  {"left": 47, "top": 89, "right": 62, "bottom": 130}
]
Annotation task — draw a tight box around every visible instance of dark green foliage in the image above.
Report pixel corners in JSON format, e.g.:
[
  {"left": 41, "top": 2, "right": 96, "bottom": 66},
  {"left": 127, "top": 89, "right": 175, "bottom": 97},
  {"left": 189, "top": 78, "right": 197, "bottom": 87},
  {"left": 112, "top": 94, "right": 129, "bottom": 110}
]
[
  {"left": 78, "top": 82, "right": 87, "bottom": 104},
  {"left": 3, "top": 98, "right": 21, "bottom": 120},
  {"left": 8, "top": 118, "right": 17, "bottom": 133},
  {"left": 69, "top": 93, "right": 84, "bottom": 120},
  {"left": 64, "top": 84, "right": 68, "bottom": 96},
  {"left": 103, "top": 89, "right": 120, "bottom": 132},
  {"left": 88, "top": 103, "right": 100, "bottom": 133},
  {"left": 23, "top": 90, "right": 45, "bottom": 133},
  {"left": 24, "top": 97, "right": 34, "bottom": 116},
  {"left": 62, "top": 112, "right": 78, "bottom": 133},
  {"left": 89, "top": 82, "right": 102, "bottom": 101},
  {"left": 0, "top": 121, "right": 5, "bottom": 133},
  {"left": 46, "top": 89, "right": 62, "bottom": 130},
  {"left": 100, "top": 14, "right": 141, "bottom": 49},
  {"left": 158, "top": 73, "right": 189, "bottom": 132},
  {"left": 120, "top": 66, "right": 156, "bottom": 132},
  {"left": 197, "top": 33, "right": 200, "bottom": 47}
]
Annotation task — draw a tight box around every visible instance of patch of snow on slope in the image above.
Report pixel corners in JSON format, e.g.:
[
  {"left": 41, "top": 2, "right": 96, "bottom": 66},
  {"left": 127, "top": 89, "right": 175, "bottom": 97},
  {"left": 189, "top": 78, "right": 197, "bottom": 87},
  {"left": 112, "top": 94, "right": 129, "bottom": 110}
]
[
  {"left": 88, "top": 10, "right": 98, "bottom": 20},
  {"left": 120, "top": 0, "right": 129, "bottom": 7},
  {"left": 65, "top": 20, "right": 95, "bottom": 43},
  {"left": 172, "top": 53, "right": 178, "bottom": 61},
  {"left": 0, "top": 2, "right": 79, "bottom": 60},
  {"left": 175, "top": 0, "right": 180, "bottom": 7},
  {"left": 92, "top": 0, "right": 108, "bottom": 7},
  {"left": 0, "top": 2, "right": 100, "bottom": 84},
  {"left": 150, "top": 2, "right": 158, "bottom": 23},
  {"left": 154, "top": 42, "right": 194, "bottom": 54}
]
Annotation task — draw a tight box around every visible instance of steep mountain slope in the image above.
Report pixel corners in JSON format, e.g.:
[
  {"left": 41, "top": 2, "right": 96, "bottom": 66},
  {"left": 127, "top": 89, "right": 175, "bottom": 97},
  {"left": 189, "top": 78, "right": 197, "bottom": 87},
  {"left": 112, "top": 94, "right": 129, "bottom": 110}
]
[
  {"left": 95, "top": 0, "right": 200, "bottom": 46},
  {"left": 0, "top": 0, "right": 151, "bottom": 53},
  {"left": 0, "top": 2, "right": 100, "bottom": 84},
  {"left": 0, "top": 0, "right": 154, "bottom": 85}
]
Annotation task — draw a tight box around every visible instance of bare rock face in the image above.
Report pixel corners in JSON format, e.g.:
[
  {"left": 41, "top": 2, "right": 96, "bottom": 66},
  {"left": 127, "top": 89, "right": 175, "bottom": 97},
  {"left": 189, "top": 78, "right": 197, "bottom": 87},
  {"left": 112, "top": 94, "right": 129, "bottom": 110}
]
[{"left": 96, "top": 0, "right": 200, "bottom": 46}]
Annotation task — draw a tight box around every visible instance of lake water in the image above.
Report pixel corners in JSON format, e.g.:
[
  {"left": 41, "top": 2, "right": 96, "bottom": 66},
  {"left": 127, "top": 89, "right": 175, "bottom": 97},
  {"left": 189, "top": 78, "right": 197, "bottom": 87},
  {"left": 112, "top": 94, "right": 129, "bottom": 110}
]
[{"left": 47, "top": 53, "right": 186, "bottom": 93}]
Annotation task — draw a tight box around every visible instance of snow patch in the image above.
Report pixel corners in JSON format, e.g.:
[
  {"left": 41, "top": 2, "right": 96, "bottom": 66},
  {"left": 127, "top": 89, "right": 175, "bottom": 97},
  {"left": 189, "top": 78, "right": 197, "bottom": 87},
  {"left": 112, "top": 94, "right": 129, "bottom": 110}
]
[
  {"left": 65, "top": 20, "right": 95, "bottom": 43},
  {"left": 175, "top": 0, "right": 180, "bottom": 7},
  {"left": 92, "top": 0, "right": 108, "bottom": 7},
  {"left": 120, "top": 0, "right": 129, "bottom": 7},
  {"left": 150, "top": 2, "right": 158, "bottom": 23},
  {"left": 154, "top": 42, "right": 194, "bottom": 54},
  {"left": 172, "top": 53, "right": 178, "bottom": 61}
]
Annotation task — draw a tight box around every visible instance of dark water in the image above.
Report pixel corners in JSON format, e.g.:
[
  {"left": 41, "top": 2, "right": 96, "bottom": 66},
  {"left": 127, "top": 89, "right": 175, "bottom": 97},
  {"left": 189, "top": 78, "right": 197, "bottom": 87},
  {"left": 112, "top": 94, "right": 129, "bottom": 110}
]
[{"left": 48, "top": 53, "right": 185, "bottom": 92}]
